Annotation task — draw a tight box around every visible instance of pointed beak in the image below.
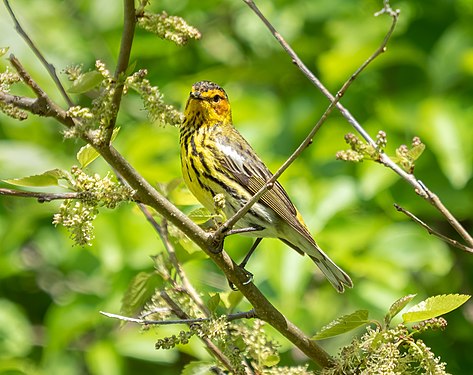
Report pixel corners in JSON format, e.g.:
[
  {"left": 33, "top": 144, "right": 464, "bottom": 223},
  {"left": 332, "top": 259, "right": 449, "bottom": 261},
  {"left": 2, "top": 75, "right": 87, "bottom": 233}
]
[{"left": 190, "top": 91, "right": 202, "bottom": 100}]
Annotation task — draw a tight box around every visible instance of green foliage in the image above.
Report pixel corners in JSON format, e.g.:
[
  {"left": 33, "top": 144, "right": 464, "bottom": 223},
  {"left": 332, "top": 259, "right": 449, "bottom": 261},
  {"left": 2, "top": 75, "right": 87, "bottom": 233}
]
[
  {"left": 402, "top": 294, "right": 471, "bottom": 324},
  {"left": 0, "top": 0, "right": 472, "bottom": 374},
  {"left": 317, "top": 294, "right": 468, "bottom": 374},
  {"left": 312, "top": 310, "right": 370, "bottom": 340}
]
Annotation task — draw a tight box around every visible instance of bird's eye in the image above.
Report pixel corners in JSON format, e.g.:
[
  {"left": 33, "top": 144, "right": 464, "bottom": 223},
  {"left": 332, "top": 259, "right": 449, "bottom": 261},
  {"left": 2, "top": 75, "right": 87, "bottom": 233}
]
[{"left": 212, "top": 95, "right": 221, "bottom": 103}]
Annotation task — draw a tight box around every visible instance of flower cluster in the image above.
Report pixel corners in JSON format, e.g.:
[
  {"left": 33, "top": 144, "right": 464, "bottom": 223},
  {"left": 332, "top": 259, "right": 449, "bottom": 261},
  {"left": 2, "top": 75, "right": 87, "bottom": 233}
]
[
  {"left": 137, "top": 11, "right": 201, "bottom": 46},
  {"left": 52, "top": 167, "right": 134, "bottom": 246},
  {"left": 321, "top": 323, "right": 448, "bottom": 375},
  {"left": 125, "top": 69, "right": 183, "bottom": 126},
  {"left": 0, "top": 66, "right": 28, "bottom": 120}
]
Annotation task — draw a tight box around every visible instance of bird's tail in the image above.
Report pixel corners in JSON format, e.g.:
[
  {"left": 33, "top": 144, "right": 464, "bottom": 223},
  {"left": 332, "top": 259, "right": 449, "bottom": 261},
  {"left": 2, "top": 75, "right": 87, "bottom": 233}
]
[{"left": 280, "top": 238, "right": 353, "bottom": 293}]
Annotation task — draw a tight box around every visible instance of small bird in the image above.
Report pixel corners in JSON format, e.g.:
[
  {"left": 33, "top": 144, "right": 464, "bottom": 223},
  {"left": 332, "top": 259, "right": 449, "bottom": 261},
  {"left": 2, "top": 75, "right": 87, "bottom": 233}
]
[{"left": 180, "top": 81, "right": 353, "bottom": 292}]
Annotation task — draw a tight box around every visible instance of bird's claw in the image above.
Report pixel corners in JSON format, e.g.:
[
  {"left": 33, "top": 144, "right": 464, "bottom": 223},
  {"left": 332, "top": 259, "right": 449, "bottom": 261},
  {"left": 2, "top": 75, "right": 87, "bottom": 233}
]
[{"left": 228, "top": 268, "right": 254, "bottom": 291}]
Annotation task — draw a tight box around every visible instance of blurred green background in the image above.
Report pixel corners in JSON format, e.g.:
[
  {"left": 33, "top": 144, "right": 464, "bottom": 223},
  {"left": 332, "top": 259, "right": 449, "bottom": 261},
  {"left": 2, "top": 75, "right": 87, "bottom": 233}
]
[{"left": 0, "top": 0, "right": 472, "bottom": 373}]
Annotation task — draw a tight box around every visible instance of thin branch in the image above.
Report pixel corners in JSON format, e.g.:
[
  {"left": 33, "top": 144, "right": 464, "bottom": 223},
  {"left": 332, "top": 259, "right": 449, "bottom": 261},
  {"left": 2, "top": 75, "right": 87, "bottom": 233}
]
[
  {"left": 3, "top": 0, "right": 73, "bottom": 107},
  {"left": 8, "top": 55, "right": 75, "bottom": 127},
  {"left": 103, "top": 0, "right": 136, "bottom": 145},
  {"left": 0, "top": 188, "right": 80, "bottom": 202},
  {"left": 1, "top": 18, "right": 336, "bottom": 370},
  {"left": 138, "top": 203, "right": 211, "bottom": 316},
  {"left": 214, "top": 1, "right": 399, "bottom": 240},
  {"left": 159, "top": 291, "right": 239, "bottom": 373},
  {"left": 394, "top": 204, "right": 473, "bottom": 253},
  {"left": 242, "top": 0, "right": 473, "bottom": 248},
  {"left": 100, "top": 309, "right": 256, "bottom": 326}
]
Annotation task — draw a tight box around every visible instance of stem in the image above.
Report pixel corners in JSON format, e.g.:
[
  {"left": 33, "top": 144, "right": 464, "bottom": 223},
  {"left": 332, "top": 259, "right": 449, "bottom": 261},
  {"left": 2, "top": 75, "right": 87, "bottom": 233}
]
[
  {"left": 0, "top": 188, "right": 80, "bottom": 202},
  {"left": 103, "top": 0, "right": 136, "bottom": 145},
  {"left": 241, "top": 0, "right": 472, "bottom": 249},
  {"left": 3, "top": 0, "right": 73, "bottom": 107}
]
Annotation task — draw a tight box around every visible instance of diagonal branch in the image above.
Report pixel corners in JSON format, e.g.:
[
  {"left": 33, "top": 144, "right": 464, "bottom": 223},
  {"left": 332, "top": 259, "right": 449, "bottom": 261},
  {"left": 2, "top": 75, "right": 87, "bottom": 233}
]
[
  {"left": 214, "top": 0, "right": 399, "bottom": 240},
  {"left": 3, "top": 0, "right": 73, "bottom": 107},
  {"left": 394, "top": 204, "right": 473, "bottom": 253},
  {"left": 241, "top": 0, "right": 473, "bottom": 249}
]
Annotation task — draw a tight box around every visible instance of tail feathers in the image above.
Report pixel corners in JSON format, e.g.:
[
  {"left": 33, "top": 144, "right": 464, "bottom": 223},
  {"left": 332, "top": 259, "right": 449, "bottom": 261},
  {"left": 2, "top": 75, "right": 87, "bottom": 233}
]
[
  {"left": 280, "top": 238, "right": 353, "bottom": 293},
  {"left": 308, "top": 254, "right": 353, "bottom": 293}
]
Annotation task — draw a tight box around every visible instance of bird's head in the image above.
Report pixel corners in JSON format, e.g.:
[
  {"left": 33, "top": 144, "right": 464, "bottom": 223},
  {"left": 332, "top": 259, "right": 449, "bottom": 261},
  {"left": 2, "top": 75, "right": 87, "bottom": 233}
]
[{"left": 183, "top": 81, "right": 232, "bottom": 127}]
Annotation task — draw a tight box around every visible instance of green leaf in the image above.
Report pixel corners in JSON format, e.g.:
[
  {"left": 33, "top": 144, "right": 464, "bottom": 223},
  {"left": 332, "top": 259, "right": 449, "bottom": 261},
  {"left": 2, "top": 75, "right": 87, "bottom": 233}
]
[
  {"left": 206, "top": 293, "right": 221, "bottom": 313},
  {"left": 3, "top": 169, "right": 71, "bottom": 187},
  {"left": 385, "top": 294, "right": 417, "bottom": 326},
  {"left": 408, "top": 143, "right": 425, "bottom": 161},
  {"left": 402, "top": 294, "right": 471, "bottom": 323},
  {"left": 77, "top": 144, "right": 99, "bottom": 169},
  {"left": 181, "top": 361, "right": 217, "bottom": 375},
  {"left": 312, "top": 310, "right": 369, "bottom": 340},
  {"left": 188, "top": 207, "right": 213, "bottom": 225},
  {"left": 120, "top": 272, "right": 164, "bottom": 317},
  {"left": 220, "top": 291, "right": 243, "bottom": 310},
  {"left": 125, "top": 60, "right": 138, "bottom": 76},
  {"left": 77, "top": 128, "right": 120, "bottom": 168},
  {"left": 262, "top": 353, "right": 280, "bottom": 367},
  {"left": 68, "top": 70, "right": 104, "bottom": 94}
]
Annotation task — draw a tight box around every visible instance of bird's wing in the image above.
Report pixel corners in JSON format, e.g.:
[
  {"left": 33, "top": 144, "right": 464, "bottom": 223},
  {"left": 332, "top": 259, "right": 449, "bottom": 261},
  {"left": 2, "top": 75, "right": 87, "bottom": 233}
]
[{"left": 216, "top": 130, "right": 315, "bottom": 244}]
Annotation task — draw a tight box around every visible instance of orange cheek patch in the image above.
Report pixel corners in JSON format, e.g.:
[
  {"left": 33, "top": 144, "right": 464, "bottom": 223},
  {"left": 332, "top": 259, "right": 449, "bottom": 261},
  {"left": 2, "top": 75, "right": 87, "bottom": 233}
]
[{"left": 214, "top": 101, "right": 230, "bottom": 116}]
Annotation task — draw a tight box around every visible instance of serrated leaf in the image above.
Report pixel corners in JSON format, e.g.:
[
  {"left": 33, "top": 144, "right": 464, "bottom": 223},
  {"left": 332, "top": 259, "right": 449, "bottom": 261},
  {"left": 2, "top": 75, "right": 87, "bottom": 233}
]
[
  {"left": 402, "top": 294, "right": 471, "bottom": 323},
  {"left": 385, "top": 294, "right": 417, "bottom": 325},
  {"left": 3, "top": 169, "right": 70, "bottom": 187},
  {"left": 181, "top": 361, "right": 216, "bottom": 375},
  {"left": 188, "top": 207, "right": 213, "bottom": 225},
  {"left": 206, "top": 293, "right": 221, "bottom": 313},
  {"left": 312, "top": 310, "right": 369, "bottom": 340},
  {"left": 68, "top": 70, "right": 104, "bottom": 94},
  {"left": 408, "top": 143, "right": 425, "bottom": 161},
  {"left": 120, "top": 271, "right": 164, "bottom": 316},
  {"left": 77, "top": 128, "right": 120, "bottom": 168}
]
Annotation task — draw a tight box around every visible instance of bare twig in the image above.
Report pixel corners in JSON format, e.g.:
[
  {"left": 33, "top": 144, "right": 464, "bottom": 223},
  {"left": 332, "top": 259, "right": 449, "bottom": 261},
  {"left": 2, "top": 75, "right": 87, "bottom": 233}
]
[
  {"left": 241, "top": 0, "right": 473, "bottom": 249},
  {"left": 3, "top": 0, "right": 73, "bottom": 107},
  {"left": 159, "top": 291, "right": 239, "bottom": 372},
  {"left": 103, "top": 0, "right": 136, "bottom": 145},
  {"left": 138, "top": 203, "right": 211, "bottom": 316},
  {"left": 8, "top": 55, "right": 75, "bottom": 128},
  {"left": 394, "top": 204, "right": 473, "bottom": 253},
  {"left": 100, "top": 309, "right": 256, "bottom": 325},
  {"left": 0, "top": 188, "right": 80, "bottom": 202}
]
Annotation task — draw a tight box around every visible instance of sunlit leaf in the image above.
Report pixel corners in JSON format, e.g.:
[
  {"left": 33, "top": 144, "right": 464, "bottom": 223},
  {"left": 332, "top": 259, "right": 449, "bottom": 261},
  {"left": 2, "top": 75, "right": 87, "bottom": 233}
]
[
  {"left": 3, "top": 169, "right": 71, "bottom": 187},
  {"left": 312, "top": 310, "right": 369, "bottom": 340},
  {"left": 77, "top": 128, "right": 120, "bottom": 168},
  {"left": 402, "top": 294, "right": 471, "bottom": 323},
  {"left": 408, "top": 143, "right": 425, "bottom": 161},
  {"left": 68, "top": 70, "right": 104, "bottom": 94},
  {"left": 262, "top": 353, "right": 280, "bottom": 367},
  {"left": 220, "top": 291, "right": 244, "bottom": 310}
]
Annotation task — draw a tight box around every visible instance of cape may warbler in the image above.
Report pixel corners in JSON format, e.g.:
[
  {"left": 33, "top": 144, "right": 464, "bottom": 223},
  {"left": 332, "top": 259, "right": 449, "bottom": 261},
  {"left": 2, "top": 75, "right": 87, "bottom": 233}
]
[{"left": 180, "top": 81, "right": 352, "bottom": 292}]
